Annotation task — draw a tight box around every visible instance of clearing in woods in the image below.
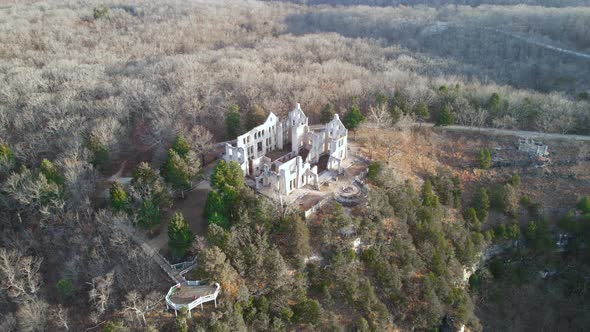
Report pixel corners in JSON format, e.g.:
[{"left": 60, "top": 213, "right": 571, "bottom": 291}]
[{"left": 356, "top": 125, "right": 590, "bottom": 215}]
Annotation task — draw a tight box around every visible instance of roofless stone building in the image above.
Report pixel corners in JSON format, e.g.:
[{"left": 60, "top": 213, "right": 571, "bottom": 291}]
[{"left": 223, "top": 103, "right": 348, "bottom": 195}]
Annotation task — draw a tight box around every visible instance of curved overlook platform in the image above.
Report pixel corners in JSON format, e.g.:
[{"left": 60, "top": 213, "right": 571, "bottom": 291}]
[{"left": 166, "top": 281, "right": 220, "bottom": 314}]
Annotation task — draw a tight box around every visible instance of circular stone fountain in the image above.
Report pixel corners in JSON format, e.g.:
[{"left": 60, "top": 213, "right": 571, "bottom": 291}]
[{"left": 336, "top": 183, "right": 364, "bottom": 206}]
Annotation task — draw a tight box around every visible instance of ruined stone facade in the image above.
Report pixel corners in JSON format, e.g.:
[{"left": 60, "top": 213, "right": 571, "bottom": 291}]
[
  {"left": 224, "top": 103, "right": 348, "bottom": 195},
  {"left": 518, "top": 138, "right": 549, "bottom": 157}
]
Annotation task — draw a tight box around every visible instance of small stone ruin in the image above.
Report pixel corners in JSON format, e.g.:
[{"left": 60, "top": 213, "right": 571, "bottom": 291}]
[{"left": 518, "top": 138, "right": 549, "bottom": 157}]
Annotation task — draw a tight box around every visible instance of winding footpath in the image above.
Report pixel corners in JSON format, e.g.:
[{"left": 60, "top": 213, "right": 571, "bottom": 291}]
[{"left": 113, "top": 221, "right": 190, "bottom": 283}]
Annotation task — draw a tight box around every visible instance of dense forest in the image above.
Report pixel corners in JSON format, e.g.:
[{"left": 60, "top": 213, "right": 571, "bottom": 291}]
[{"left": 0, "top": 0, "right": 589, "bottom": 331}]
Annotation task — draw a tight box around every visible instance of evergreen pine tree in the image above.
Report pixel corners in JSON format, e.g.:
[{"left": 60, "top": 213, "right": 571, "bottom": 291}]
[
  {"left": 209, "top": 212, "right": 230, "bottom": 230},
  {"left": 344, "top": 104, "right": 365, "bottom": 136},
  {"left": 161, "top": 149, "right": 199, "bottom": 193},
  {"left": 436, "top": 105, "right": 454, "bottom": 126},
  {"left": 110, "top": 181, "right": 129, "bottom": 212},
  {"left": 172, "top": 134, "right": 190, "bottom": 157},
  {"left": 390, "top": 105, "right": 402, "bottom": 125},
  {"left": 290, "top": 215, "right": 311, "bottom": 258},
  {"left": 464, "top": 207, "right": 481, "bottom": 231},
  {"left": 422, "top": 180, "right": 437, "bottom": 207},
  {"left": 473, "top": 188, "right": 490, "bottom": 222},
  {"left": 204, "top": 190, "right": 225, "bottom": 220},
  {"left": 319, "top": 103, "right": 335, "bottom": 123},
  {"left": 488, "top": 92, "right": 501, "bottom": 116},
  {"left": 138, "top": 199, "right": 161, "bottom": 230},
  {"left": 414, "top": 102, "right": 430, "bottom": 124},
  {"left": 393, "top": 90, "right": 409, "bottom": 115},
  {"left": 0, "top": 143, "right": 15, "bottom": 174},
  {"left": 168, "top": 213, "right": 193, "bottom": 258},
  {"left": 40, "top": 159, "right": 64, "bottom": 186},
  {"left": 86, "top": 134, "right": 109, "bottom": 173},
  {"left": 476, "top": 148, "right": 492, "bottom": 169},
  {"left": 226, "top": 105, "right": 242, "bottom": 138}
]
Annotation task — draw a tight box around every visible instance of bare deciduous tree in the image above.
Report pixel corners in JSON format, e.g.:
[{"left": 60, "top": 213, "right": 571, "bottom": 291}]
[
  {"left": 456, "top": 107, "right": 488, "bottom": 127},
  {"left": 0, "top": 248, "right": 43, "bottom": 302},
  {"left": 122, "top": 291, "right": 161, "bottom": 326},
  {"left": 16, "top": 297, "right": 48, "bottom": 332},
  {"left": 0, "top": 313, "right": 17, "bottom": 332},
  {"left": 368, "top": 102, "right": 392, "bottom": 128},
  {"left": 51, "top": 305, "right": 70, "bottom": 331},
  {"left": 88, "top": 271, "right": 115, "bottom": 323}
]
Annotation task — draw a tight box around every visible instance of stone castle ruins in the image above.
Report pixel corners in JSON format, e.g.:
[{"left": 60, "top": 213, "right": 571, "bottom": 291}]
[{"left": 223, "top": 103, "right": 348, "bottom": 195}]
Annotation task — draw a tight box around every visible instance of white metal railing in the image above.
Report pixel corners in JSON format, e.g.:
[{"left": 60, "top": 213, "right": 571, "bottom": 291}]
[
  {"left": 165, "top": 282, "right": 221, "bottom": 313},
  {"left": 171, "top": 257, "right": 197, "bottom": 271}
]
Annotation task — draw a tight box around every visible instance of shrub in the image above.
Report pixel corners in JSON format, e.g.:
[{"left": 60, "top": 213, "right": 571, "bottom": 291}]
[
  {"left": 520, "top": 195, "right": 531, "bottom": 206},
  {"left": 578, "top": 195, "right": 590, "bottom": 214},
  {"left": 0, "top": 143, "right": 14, "bottom": 161},
  {"left": 367, "top": 161, "right": 383, "bottom": 184},
  {"left": 57, "top": 279, "right": 73, "bottom": 301},
  {"left": 93, "top": 5, "right": 109, "bottom": 19},
  {"left": 40, "top": 159, "right": 64, "bottom": 186},
  {"left": 507, "top": 174, "right": 521, "bottom": 187},
  {"left": 0, "top": 143, "right": 15, "bottom": 174},
  {"left": 103, "top": 321, "right": 126, "bottom": 332},
  {"left": 476, "top": 148, "right": 491, "bottom": 169}
]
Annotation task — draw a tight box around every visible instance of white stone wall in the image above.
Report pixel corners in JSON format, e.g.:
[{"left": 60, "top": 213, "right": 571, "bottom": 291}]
[
  {"left": 223, "top": 144, "right": 247, "bottom": 174},
  {"left": 226, "top": 112, "right": 281, "bottom": 176},
  {"left": 321, "top": 114, "right": 347, "bottom": 172}
]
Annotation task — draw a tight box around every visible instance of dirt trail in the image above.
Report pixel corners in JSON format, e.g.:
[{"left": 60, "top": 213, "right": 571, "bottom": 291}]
[
  {"left": 362, "top": 122, "right": 590, "bottom": 142},
  {"left": 488, "top": 26, "right": 590, "bottom": 61},
  {"left": 437, "top": 124, "right": 590, "bottom": 142}
]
